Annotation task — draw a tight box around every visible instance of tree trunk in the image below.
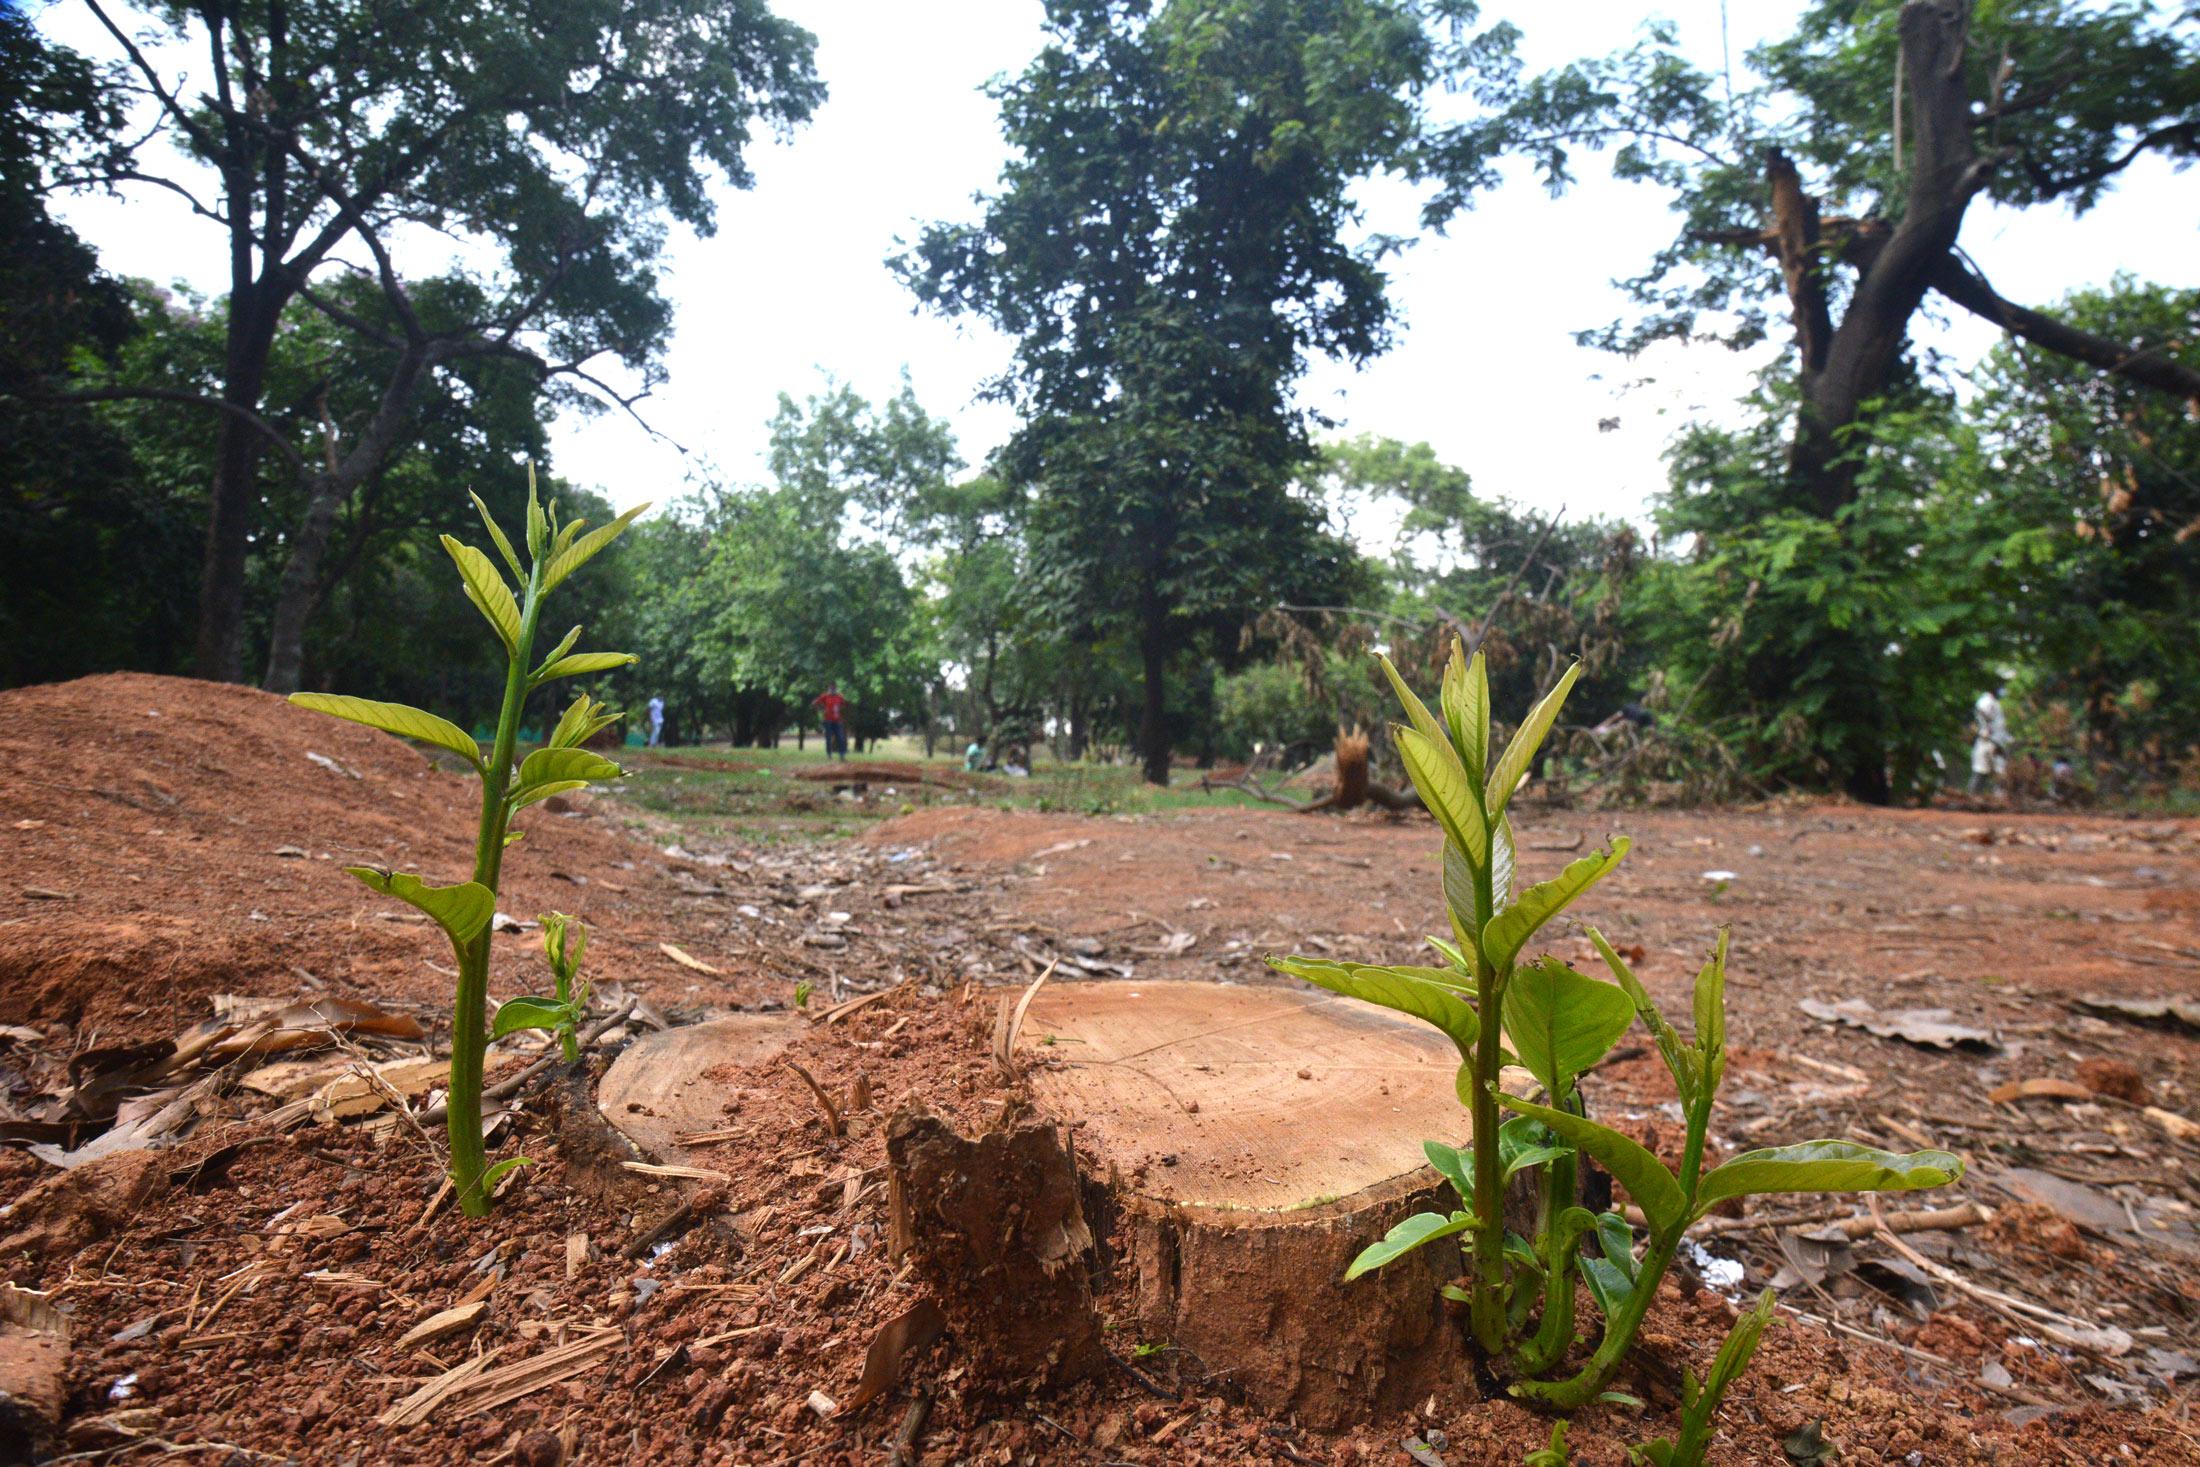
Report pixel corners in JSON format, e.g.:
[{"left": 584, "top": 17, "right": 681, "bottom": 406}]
[
  {"left": 264, "top": 346, "right": 438, "bottom": 692},
  {"left": 1784, "top": 2, "right": 1987, "bottom": 519},
  {"left": 1138, "top": 621, "right": 1170, "bottom": 786},
  {"left": 194, "top": 302, "right": 280, "bottom": 681},
  {"left": 261, "top": 478, "right": 344, "bottom": 694},
  {"left": 1012, "top": 980, "right": 1472, "bottom": 1427}
]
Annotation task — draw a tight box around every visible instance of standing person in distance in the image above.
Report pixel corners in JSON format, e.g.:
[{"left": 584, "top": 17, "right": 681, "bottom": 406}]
[
  {"left": 1968, "top": 683, "right": 2009, "bottom": 797},
  {"left": 813, "top": 684, "right": 849, "bottom": 759},
  {"left": 645, "top": 694, "right": 666, "bottom": 748}
]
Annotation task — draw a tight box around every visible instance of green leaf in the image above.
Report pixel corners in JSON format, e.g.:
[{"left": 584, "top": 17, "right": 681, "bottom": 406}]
[
  {"left": 512, "top": 779, "right": 588, "bottom": 811},
  {"left": 550, "top": 515, "right": 584, "bottom": 563},
  {"left": 515, "top": 746, "right": 621, "bottom": 792},
  {"left": 441, "top": 535, "right": 522, "bottom": 654},
  {"left": 1581, "top": 1254, "right": 1635, "bottom": 1321},
  {"left": 1343, "top": 1210, "right": 1472, "bottom": 1280},
  {"left": 344, "top": 868, "right": 495, "bottom": 946},
  {"left": 1378, "top": 651, "right": 1449, "bottom": 761},
  {"left": 1693, "top": 1141, "right": 1965, "bottom": 1218},
  {"left": 540, "top": 503, "right": 648, "bottom": 593},
  {"left": 1269, "top": 956, "right": 1479, "bottom": 1060},
  {"left": 1398, "top": 726, "right": 1488, "bottom": 869},
  {"left": 1499, "top": 1093, "right": 1687, "bottom": 1235},
  {"left": 549, "top": 693, "right": 621, "bottom": 751},
  {"left": 1498, "top": 1114, "right": 1575, "bottom": 1182},
  {"left": 1440, "top": 642, "right": 1490, "bottom": 787},
  {"left": 1487, "top": 660, "right": 1581, "bottom": 816},
  {"left": 1701, "top": 1288, "right": 1777, "bottom": 1408},
  {"left": 1424, "top": 935, "right": 1468, "bottom": 970},
  {"left": 535, "top": 651, "right": 637, "bottom": 683},
  {"left": 288, "top": 693, "right": 482, "bottom": 770},
  {"left": 1483, "top": 838, "right": 1631, "bottom": 972},
  {"left": 480, "top": 1155, "right": 534, "bottom": 1193},
  {"left": 1589, "top": 928, "right": 1698, "bottom": 1108},
  {"left": 533, "top": 625, "right": 582, "bottom": 677},
  {"left": 1423, "top": 1139, "right": 1474, "bottom": 1205},
  {"left": 1492, "top": 814, "right": 1515, "bottom": 907},
  {"left": 471, "top": 491, "right": 524, "bottom": 583},
  {"left": 1503, "top": 957, "right": 1638, "bottom": 1100},
  {"left": 491, "top": 997, "right": 570, "bottom": 1040},
  {"left": 1692, "top": 928, "right": 1731, "bottom": 1093},
  {"left": 1442, "top": 838, "right": 1481, "bottom": 941},
  {"left": 525, "top": 466, "right": 548, "bottom": 558}
]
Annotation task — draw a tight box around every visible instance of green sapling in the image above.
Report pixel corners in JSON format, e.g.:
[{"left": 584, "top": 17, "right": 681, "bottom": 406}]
[{"left": 291, "top": 471, "right": 645, "bottom": 1216}]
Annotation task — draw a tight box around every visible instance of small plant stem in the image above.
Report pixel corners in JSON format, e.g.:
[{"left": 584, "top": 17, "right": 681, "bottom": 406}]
[
  {"left": 1513, "top": 1148, "right": 1579, "bottom": 1377},
  {"left": 1513, "top": 1229, "right": 1680, "bottom": 1410},
  {"left": 553, "top": 968, "right": 579, "bottom": 1064},
  {"left": 1467, "top": 849, "right": 1510, "bottom": 1355},
  {"left": 449, "top": 559, "right": 547, "bottom": 1218}
]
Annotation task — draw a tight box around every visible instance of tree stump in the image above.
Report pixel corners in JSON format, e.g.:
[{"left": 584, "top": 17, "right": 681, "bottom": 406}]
[
  {"left": 886, "top": 1105, "right": 1106, "bottom": 1394},
  {"left": 1017, "top": 980, "right": 1472, "bottom": 1427},
  {"left": 596, "top": 1014, "right": 798, "bottom": 1158}
]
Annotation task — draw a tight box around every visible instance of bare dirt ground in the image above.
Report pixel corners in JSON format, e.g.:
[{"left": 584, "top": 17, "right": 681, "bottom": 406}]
[{"left": 5, "top": 675, "right": 2200, "bottom": 1465}]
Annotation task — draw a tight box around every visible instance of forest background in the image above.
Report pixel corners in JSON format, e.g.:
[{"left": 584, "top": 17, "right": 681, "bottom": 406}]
[{"left": 5, "top": 0, "right": 2197, "bottom": 804}]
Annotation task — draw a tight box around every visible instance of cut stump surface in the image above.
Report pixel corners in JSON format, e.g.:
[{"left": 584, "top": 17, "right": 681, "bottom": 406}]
[
  {"left": 1017, "top": 980, "right": 1470, "bottom": 1427},
  {"left": 597, "top": 1015, "right": 798, "bottom": 1158}
]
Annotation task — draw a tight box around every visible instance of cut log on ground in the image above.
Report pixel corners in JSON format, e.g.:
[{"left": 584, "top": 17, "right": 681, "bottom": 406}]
[
  {"left": 1212, "top": 731, "right": 1426, "bottom": 817},
  {"left": 788, "top": 761, "right": 977, "bottom": 791},
  {"left": 1017, "top": 981, "right": 1471, "bottom": 1427},
  {"left": 886, "top": 1105, "right": 1106, "bottom": 1394},
  {"left": 596, "top": 1015, "right": 799, "bottom": 1158}
]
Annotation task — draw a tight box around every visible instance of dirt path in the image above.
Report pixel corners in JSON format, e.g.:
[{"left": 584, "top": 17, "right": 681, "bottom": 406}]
[{"left": 7, "top": 677, "right": 2200, "bottom": 1464}]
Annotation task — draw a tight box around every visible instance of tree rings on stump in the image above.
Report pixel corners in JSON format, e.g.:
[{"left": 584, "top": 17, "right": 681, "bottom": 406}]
[
  {"left": 597, "top": 1014, "right": 798, "bottom": 1158},
  {"left": 1018, "top": 980, "right": 1470, "bottom": 1427}
]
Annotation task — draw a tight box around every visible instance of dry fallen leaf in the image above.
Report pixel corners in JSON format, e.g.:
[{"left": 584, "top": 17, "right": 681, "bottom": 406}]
[
  {"left": 659, "top": 942, "right": 722, "bottom": 975},
  {"left": 1987, "top": 1077, "right": 2092, "bottom": 1105},
  {"left": 842, "top": 1298, "right": 947, "bottom": 1414},
  {"left": 1798, "top": 997, "right": 1997, "bottom": 1051}
]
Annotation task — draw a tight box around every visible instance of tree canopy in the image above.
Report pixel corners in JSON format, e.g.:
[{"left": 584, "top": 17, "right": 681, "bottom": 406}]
[
  {"left": 900, "top": 0, "right": 1444, "bottom": 782},
  {"left": 35, "top": 0, "right": 822, "bottom": 685}
]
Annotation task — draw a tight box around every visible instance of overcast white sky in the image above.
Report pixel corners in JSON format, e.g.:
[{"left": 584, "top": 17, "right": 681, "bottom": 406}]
[{"left": 43, "top": 0, "right": 2200, "bottom": 531}]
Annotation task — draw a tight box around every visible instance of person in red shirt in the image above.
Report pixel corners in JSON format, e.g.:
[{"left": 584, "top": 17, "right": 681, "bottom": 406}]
[{"left": 812, "top": 685, "right": 849, "bottom": 758}]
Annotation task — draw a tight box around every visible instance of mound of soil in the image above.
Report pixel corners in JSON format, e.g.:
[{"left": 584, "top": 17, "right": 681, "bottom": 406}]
[
  {"left": 0, "top": 674, "right": 758, "bottom": 1029},
  {"left": 788, "top": 760, "right": 977, "bottom": 790}
]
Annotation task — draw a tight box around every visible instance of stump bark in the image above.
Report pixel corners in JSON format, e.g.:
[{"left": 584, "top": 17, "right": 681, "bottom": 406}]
[
  {"left": 1018, "top": 981, "right": 1472, "bottom": 1427},
  {"left": 886, "top": 1105, "right": 1106, "bottom": 1394}
]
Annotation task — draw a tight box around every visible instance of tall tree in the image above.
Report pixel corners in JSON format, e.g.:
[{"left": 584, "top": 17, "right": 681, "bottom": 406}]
[
  {"left": 901, "top": 0, "right": 1439, "bottom": 783},
  {"left": 1429, "top": 0, "right": 2200, "bottom": 798},
  {"left": 44, "top": 0, "right": 821, "bottom": 684},
  {"left": 0, "top": 9, "right": 148, "bottom": 686}
]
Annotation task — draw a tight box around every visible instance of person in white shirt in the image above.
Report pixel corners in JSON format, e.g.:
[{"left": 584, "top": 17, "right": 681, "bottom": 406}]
[
  {"left": 1968, "top": 687, "right": 2008, "bottom": 795},
  {"left": 645, "top": 695, "right": 666, "bottom": 748}
]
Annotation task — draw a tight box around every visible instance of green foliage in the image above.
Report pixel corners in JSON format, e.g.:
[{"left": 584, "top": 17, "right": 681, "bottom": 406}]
[
  {"left": 292, "top": 473, "right": 642, "bottom": 1217},
  {"left": 1524, "top": 1421, "right": 1573, "bottom": 1467},
  {"left": 492, "top": 912, "right": 594, "bottom": 1064},
  {"left": 900, "top": 0, "right": 1435, "bottom": 781},
  {"left": 1627, "top": 1290, "right": 1779, "bottom": 1467},
  {"left": 1274, "top": 648, "right": 1963, "bottom": 1433},
  {"left": 32, "top": 0, "right": 820, "bottom": 681}
]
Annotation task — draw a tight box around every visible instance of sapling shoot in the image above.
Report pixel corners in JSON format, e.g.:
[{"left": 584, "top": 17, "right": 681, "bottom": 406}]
[
  {"left": 1272, "top": 640, "right": 1963, "bottom": 1435},
  {"left": 291, "top": 472, "right": 645, "bottom": 1216}
]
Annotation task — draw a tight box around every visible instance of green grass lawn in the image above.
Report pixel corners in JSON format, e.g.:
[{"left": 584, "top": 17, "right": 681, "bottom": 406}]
[{"left": 613, "top": 738, "right": 1302, "bottom": 843}]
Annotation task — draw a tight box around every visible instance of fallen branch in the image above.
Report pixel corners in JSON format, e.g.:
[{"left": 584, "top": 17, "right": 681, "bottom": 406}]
[
  {"left": 1870, "top": 1199, "right": 2130, "bottom": 1356},
  {"left": 887, "top": 1390, "right": 931, "bottom": 1467}
]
